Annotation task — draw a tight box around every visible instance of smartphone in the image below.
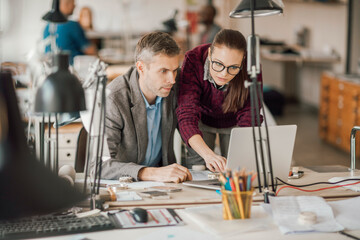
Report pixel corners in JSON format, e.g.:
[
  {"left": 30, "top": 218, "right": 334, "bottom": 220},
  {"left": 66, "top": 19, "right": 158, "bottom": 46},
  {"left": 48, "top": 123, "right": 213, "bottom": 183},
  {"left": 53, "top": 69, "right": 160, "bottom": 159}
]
[
  {"left": 149, "top": 186, "right": 183, "bottom": 193},
  {"left": 140, "top": 190, "right": 169, "bottom": 197}
]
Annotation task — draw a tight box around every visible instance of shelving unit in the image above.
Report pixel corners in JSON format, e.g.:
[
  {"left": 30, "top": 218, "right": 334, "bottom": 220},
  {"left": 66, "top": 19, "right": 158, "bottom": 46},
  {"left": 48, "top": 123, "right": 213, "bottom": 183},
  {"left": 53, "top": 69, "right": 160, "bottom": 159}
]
[
  {"left": 284, "top": 0, "right": 347, "bottom": 5},
  {"left": 319, "top": 72, "right": 360, "bottom": 156}
]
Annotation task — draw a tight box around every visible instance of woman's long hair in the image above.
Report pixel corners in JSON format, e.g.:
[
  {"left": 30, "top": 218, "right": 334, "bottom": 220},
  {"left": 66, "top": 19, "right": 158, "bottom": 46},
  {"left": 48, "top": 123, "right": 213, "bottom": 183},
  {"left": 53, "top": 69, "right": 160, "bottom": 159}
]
[{"left": 210, "top": 29, "right": 248, "bottom": 113}]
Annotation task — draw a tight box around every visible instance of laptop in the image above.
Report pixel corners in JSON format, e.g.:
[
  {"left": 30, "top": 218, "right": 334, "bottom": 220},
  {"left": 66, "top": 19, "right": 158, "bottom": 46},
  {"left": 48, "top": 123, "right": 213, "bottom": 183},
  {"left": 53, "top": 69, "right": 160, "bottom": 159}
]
[{"left": 183, "top": 125, "right": 297, "bottom": 190}]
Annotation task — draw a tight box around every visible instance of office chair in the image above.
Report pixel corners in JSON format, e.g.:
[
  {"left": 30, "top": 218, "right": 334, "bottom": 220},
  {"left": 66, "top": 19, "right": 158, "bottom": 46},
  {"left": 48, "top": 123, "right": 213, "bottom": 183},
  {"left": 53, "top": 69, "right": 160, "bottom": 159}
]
[{"left": 75, "top": 127, "right": 88, "bottom": 172}]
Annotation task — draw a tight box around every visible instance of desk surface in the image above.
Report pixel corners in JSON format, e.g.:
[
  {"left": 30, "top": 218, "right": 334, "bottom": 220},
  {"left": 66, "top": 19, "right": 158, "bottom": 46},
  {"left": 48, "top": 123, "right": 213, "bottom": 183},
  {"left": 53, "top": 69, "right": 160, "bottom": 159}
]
[
  {"left": 277, "top": 168, "right": 360, "bottom": 199},
  {"left": 35, "top": 168, "right": 360, "bottom": 239}
]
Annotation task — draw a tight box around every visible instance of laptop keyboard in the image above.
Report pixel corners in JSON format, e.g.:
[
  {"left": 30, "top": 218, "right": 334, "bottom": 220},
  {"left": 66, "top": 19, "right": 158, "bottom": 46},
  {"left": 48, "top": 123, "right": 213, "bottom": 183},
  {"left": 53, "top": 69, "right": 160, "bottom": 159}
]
[{"left": 0, "top": 214, "right": 115, "bottom": 240}]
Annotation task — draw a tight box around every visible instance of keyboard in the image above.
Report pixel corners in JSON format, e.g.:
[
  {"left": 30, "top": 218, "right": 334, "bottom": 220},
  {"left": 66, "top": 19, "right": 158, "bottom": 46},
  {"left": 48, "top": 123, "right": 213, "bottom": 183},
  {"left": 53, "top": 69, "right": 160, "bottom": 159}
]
[{"left": 0, "top": 214, "right": 115, "bottom": 240}]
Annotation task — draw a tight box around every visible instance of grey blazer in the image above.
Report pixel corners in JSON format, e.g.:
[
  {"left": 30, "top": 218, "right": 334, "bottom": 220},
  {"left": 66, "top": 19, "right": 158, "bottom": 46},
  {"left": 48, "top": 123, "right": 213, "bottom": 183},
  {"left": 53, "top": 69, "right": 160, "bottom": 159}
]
[{"left": 101, "top": 66, "right": 177, "bottom": 180}]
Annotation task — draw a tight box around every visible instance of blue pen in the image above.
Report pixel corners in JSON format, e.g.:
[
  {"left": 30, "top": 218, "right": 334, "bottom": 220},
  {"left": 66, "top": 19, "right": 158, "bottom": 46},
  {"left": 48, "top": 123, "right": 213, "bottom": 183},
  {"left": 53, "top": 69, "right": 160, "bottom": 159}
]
[
  {"left": 225, "top": 178, "right": 232, "bottom": 191},
  {"left": 247, "top": 174, "right": 252, "bottom": 190},
  {"left": 225, "top": 171, "right": 232, "bottom": 191}
]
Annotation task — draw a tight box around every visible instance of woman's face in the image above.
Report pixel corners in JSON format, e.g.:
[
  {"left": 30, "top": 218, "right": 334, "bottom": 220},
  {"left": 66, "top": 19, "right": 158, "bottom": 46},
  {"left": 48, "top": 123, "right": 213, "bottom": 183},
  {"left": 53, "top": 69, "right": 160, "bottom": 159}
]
[{"left": 208, "top": 45, "right": 244, "bottom": 86}]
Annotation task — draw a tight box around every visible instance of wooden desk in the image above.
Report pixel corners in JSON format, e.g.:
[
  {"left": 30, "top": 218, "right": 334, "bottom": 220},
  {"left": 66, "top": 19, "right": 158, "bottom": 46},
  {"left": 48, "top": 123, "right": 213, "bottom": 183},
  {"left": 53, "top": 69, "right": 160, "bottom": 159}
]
[
  {"left": 100, "top": 168, "right": 360, "bottom": 210},
  {"left": 106, "top": 183, "right": 221, "bottom": 209}
]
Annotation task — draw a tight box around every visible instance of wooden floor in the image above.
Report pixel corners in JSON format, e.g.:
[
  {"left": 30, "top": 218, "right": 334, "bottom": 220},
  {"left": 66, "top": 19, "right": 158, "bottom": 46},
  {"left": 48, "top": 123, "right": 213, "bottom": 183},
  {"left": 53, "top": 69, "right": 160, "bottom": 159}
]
[{"left": 275, "top": 103, "right": 358, "bottom": 168}]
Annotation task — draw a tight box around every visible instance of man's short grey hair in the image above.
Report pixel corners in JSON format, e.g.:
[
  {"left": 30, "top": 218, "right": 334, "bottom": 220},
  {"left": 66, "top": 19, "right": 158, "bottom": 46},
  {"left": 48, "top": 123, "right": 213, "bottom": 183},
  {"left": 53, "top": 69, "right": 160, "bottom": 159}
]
[{"left": 135, "top": 32, "right": 180, "bottom": 63}]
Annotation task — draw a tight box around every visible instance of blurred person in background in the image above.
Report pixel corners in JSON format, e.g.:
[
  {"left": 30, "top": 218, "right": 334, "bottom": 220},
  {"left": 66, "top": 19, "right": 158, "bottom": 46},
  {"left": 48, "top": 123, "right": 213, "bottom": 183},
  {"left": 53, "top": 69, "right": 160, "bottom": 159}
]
[
  {"left": 79, "top": 7, "right": 93, "bottom": 31},
  {"left": 198, "top": 5, "right": 221, "bottom": 45},
  {"left": 43, "top": 0, "right": 97, "bottom": 65}
]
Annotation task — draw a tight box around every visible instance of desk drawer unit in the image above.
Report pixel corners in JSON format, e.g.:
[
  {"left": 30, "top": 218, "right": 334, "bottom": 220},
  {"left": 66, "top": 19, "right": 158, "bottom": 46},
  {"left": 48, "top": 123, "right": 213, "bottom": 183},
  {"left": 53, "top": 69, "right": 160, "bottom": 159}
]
[{"left": 42, "top": 123, "right": 83, "bottom": 168}]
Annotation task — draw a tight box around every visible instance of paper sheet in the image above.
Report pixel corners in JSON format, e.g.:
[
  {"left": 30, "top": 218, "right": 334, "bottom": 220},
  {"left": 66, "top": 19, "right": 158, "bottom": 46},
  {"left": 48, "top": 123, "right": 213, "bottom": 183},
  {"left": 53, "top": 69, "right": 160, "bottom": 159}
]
[
  {"left": 269, "top": 196, "right": 343, "bottom": 234},
  {"left": 182, "top": 204, "right": 273, "bottom": 238},
  {"left": 111, "top": 209, "right": 183, "bottom": 229},
  {"left": 328, "top": 196, "right": 360, "bottom": 230}
]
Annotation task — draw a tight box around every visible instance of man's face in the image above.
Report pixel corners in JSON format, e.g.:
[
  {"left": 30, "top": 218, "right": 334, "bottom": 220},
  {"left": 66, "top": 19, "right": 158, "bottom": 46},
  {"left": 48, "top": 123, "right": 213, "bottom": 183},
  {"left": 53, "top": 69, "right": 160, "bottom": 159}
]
[
  {"left": 60, "top": 0, "right": 76, "bottom": 16},
  {"left": 138, "top": 53, "right": 179, "bottom": 104}
]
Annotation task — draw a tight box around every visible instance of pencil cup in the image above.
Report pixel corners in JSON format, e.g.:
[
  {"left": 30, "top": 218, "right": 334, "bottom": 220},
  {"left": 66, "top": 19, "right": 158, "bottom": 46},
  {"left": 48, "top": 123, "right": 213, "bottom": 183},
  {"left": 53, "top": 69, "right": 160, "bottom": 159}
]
[{"left": 221, "top": 190, "right": 253, "bottom": 220}]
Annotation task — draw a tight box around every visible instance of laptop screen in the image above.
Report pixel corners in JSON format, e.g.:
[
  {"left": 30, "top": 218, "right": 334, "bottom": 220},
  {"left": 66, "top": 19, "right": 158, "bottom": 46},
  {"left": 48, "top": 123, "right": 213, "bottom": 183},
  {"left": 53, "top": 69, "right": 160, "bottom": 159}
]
[{"left": 226, "top": 125, "right": 297, "bottom": 187}]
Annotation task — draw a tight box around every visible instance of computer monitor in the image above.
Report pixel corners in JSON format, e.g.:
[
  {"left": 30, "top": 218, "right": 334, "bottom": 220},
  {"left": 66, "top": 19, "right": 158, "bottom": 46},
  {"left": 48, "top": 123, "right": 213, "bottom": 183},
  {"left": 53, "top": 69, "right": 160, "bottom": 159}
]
[{"left": 0, "top": 71, "right": 85, "bottom": 220}]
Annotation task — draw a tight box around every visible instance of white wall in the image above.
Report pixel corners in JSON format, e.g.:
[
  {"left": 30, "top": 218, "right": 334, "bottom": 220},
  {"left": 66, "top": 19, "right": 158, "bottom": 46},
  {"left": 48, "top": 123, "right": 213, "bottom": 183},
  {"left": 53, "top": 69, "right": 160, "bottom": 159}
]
[
  {"left": 74, "top": 0, "right": 185, "bottom": 33},
  {"left": 349, "top": 0, "right": 360, "bottom": 74},
  {"left": 0, "top": 0, "right": 188, "bottom": 63},
  {"left": 0, "top": 0, "right": 49, "bottom": 62}
]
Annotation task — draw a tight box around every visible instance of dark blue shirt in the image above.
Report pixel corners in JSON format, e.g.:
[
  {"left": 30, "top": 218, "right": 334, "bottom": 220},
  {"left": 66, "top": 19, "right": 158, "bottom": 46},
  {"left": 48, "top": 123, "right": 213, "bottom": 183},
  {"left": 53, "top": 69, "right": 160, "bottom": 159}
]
[{"left": 43, "top": 20, "right": 90, "bottom": 65}]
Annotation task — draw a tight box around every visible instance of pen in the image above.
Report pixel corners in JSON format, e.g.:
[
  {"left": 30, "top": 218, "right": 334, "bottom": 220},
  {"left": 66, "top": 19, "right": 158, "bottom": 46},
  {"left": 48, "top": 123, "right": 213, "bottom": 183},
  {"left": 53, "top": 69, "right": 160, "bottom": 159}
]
[
  {"left": 233, "top": 173, "right": 245, "bottom": 219},
  {"left": 239, "top": 179, "right": 244, "bottom": 192},
  {"left": 229, "top": 178, "right": 236, "bottom": 191},
  {"left": 247, "top": 174, "right": 252, "bottom": 191}
]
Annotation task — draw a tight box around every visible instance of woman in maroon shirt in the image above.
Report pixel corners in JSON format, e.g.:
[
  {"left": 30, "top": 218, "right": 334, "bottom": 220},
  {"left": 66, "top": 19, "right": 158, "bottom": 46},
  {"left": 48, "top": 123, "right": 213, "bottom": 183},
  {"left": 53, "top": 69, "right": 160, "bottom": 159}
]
[{"left": 176, "top": 29, "right": 262, "bottom": 172}]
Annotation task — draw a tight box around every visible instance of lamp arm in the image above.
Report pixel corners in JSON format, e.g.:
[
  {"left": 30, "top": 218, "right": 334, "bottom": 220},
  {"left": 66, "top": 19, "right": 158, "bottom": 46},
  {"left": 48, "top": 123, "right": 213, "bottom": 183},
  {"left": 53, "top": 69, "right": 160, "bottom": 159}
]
[
  {"left": 246, "top": 0, "right": 275, "bottom": 199},
  {"left": 248, "top": 81, "right": 262, "bottom": 192},
  {"left": 82, "top": 60, "right": 108, "bottom": 209},
  {"left": 256, "top": 79, "right": 275, "bottom": 192},
  {"left": 83, "top": 72, "right": 100, "bottom": 194},
  {"left": 95, "top": 75, "right": 107, "bottom": 195}
]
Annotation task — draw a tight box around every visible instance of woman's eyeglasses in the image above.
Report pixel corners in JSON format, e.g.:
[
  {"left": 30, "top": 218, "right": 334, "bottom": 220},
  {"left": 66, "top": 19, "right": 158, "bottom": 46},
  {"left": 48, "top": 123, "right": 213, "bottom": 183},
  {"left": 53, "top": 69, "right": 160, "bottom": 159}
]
[{"left": 210, "top": 58, "right": 242, "bottom": 76}]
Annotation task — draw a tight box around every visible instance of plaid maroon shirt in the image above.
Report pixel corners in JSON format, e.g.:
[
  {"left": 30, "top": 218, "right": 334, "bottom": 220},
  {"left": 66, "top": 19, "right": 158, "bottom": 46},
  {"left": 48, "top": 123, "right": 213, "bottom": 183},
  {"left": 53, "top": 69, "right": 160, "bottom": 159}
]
[{"left": 176, "top": 44, "right": 263, "bottom": 145}]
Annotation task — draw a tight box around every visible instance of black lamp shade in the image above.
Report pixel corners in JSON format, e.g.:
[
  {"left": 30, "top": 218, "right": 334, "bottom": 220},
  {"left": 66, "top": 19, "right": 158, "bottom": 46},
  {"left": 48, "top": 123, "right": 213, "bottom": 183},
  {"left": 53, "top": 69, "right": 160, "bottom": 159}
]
[
  {"left": 229, "top": 0, "right": 283, "bottom": 18},
  {"left": 35, "top": 53, "right": 86, "bottom": 113},
  {"left": 42, "top": 0, "right": 67, "bottom": 23}
]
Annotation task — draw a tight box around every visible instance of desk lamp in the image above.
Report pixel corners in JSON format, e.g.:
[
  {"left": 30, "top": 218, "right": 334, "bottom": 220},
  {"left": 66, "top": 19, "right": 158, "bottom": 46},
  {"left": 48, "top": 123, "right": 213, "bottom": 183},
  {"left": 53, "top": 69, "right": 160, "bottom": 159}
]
[
  {"left": 42, "top": 0, "right": 66, "bottom": 23},
  {"left": 162, "top": 10, "right": 179, "bottom": 34},
  {"left": 36, "top": 0, "right": 69, "bottom": 168},
  {"left": 42, "top": 0, "right": 67, "bottom": 54},
  {"left": 35, "top": 53, "right": 86, "bottom": 173},
  {"left": 230, "top": 0, "right": 283, "bottom": 202}
]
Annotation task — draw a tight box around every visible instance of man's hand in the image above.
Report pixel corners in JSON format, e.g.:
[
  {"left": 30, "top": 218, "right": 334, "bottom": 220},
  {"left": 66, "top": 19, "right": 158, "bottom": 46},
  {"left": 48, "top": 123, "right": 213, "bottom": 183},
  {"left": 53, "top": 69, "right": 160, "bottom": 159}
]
[
  {"left": 138, "top": 163, "right": 192, "bottom": 183},
  {"left": 203, "top": 153, "right": 226, "bottom": 172}
]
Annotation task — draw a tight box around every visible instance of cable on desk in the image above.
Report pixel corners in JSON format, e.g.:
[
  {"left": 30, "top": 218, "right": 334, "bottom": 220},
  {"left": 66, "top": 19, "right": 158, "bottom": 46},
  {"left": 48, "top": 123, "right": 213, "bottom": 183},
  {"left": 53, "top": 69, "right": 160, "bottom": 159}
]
[
  {"left": 339, "top": 231, "right": 360, "bottom": 240},
  {"left": 275, "top": 181, "right": 360, "bottom": 196},
  {"left": 275, "top": 177, "right": 360, "bottom": 188}
]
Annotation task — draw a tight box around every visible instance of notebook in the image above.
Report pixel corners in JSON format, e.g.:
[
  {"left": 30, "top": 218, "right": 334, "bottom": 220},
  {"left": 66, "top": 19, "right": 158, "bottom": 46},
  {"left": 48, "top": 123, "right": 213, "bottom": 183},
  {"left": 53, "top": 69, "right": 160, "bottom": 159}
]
[{"left": 183, "top": 125, "right": 297, "bottom": 190}]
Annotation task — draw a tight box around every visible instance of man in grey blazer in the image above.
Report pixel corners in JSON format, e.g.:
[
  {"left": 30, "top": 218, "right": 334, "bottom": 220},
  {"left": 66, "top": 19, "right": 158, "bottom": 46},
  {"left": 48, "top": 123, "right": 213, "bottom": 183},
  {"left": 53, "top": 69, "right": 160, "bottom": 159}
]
[{"left": 101, "top": 32, "right": 192, "bottom": 183}]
